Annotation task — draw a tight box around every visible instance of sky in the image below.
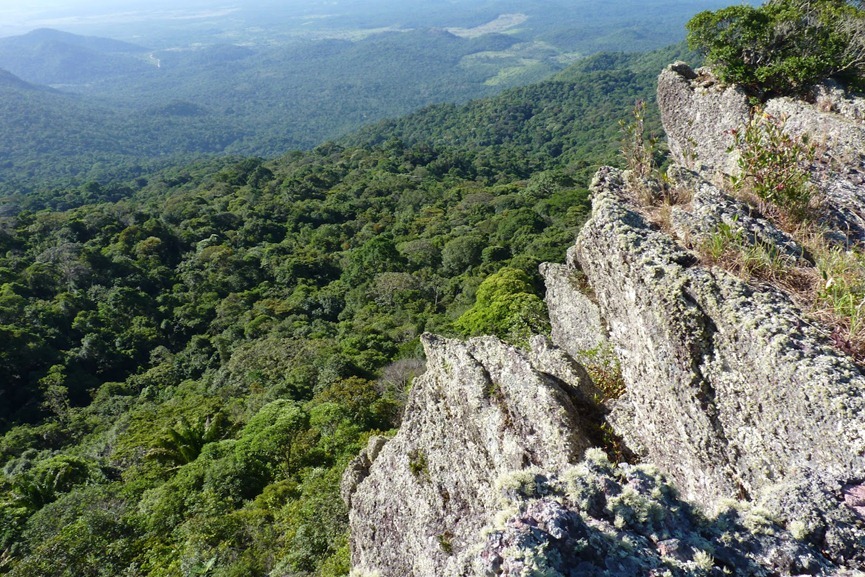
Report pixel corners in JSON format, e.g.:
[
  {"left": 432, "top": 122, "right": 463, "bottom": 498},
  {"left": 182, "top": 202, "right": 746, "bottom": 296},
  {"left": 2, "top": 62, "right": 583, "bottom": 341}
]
[{"left": 0, "top": 1, "right": 257, "bottom": 37}]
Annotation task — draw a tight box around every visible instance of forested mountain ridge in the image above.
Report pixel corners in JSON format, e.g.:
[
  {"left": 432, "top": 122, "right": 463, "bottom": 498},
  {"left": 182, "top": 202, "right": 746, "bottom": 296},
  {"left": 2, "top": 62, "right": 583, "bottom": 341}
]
[
  {"left": 0, "top": 0, "right": 722, "bottom": 196},
  {"left": 0, "top": 48, "right": 669, "bottom": 576},
  {"left": 0, "top": 28, "right": 547, "bottom": 195},
  {"left": 0, "top": 69, "right": 46, "bottom": 91},
  {"left": 344, "top": 46, "right": 692, "bottom": 175},
  {"left": 0, "top": 28, "right": 149, "bottom": 85}
]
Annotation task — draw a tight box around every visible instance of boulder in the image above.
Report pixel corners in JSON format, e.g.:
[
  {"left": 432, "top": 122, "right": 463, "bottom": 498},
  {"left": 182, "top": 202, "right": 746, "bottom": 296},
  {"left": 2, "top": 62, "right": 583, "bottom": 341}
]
[
  {"left": 669, "top": 171, "right": 811, "bottom": 264},
  {"left": 659, "top": 62, "right": 865, "bottom": 244},
  {"left": 473, "top": 450, "right": 837, "bottom": 577},
  {"left": 540, "top": 262, "right": 609, "bottom": 357},
  {"left": 657, "top": 62, "right": 750, "bottom": 176},
  {"left": 344, "top": 334, "right": 594, "bottom": 576}
]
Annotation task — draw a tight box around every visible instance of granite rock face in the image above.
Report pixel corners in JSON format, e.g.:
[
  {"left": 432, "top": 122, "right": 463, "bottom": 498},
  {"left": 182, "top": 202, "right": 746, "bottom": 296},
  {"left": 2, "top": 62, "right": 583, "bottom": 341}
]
[
  {"left": 573, "top": 167, "right": 865, "bottom": 567},
  {"left": 473, "top": 451, "right": 838, "bottom": 577},
  {"left": 669, "top": 171, "right": 811, "bottom": 264},
  {"left": 764, "top": 94, "right": 865, "bottom": 242},
  {"left": 345, "top": 334, "right": 594, "bottom": 577},
  {"left": 659, "top": 61, "right": 865, "bottom": 243},
  {"left": 657, "top": 62, "right": 750, "bottom": 176},
  {"left": 345, "top": 63, "right": 865, "bottom": 575},
  {"left": 539, "top": 262, "right": 608, "bottom": 357}
]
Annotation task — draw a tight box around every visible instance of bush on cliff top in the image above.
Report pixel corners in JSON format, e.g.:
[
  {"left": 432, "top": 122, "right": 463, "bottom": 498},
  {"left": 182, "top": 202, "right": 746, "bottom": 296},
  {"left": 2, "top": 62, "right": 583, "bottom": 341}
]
[{"left": 687, "top": 0, "right": 865, "bottom": 97}]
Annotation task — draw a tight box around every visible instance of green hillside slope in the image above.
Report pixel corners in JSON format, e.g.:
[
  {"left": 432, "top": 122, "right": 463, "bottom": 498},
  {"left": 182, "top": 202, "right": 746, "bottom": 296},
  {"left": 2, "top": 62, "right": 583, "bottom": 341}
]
[{"left": 0, "top": 48, "right": 668, "bottom": 577}]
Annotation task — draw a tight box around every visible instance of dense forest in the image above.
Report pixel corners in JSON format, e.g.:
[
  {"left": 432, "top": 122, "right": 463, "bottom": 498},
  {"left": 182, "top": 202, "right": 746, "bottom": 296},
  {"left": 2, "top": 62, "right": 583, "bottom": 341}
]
[
  {"left": 0, "top": 0, "right": 722, "bottom": 195},
  {"left": 0, "top": 47, "right": 680, "bottom": 576}
]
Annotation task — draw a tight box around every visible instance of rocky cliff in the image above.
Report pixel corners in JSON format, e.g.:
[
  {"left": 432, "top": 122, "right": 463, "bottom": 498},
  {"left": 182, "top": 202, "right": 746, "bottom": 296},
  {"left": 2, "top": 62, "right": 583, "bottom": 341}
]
[{"left": 343, "top": 63, "right": 865, "bottom": 576}]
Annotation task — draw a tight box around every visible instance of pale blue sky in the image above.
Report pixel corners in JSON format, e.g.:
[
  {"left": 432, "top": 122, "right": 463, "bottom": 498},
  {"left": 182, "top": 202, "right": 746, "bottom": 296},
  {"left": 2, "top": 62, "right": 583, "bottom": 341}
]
[{"left": 0, "top": 1, "right": 255, "bottom": 36}]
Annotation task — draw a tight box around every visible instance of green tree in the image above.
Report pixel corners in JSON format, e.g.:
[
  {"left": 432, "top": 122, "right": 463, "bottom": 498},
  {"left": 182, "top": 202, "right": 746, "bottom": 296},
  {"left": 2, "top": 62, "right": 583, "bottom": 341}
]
[
  {"left": 687, "top": 0, "right": 865, "bottom": 96},
  {"left": 9, "top": 456, "right": 94, "bottom": 512},
  {"left": 441, "top": 235, "right": 485, "bottom": 275},
  {"left": 148, "top": 414, "right": 227, "bottom": 467},
  {"left": 455, "top": 267, "right": 549, "bottom": 346}
]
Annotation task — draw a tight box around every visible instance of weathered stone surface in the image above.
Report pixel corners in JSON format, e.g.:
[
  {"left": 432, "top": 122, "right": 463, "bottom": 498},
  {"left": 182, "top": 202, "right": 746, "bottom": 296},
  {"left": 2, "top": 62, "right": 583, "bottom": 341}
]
[
  {"left": 341, "top": 436, "right": 389, "bottom": 509},
  {"left": 765, "top": 95, "right": 865, "bottom": 166},
  {"left": 657, "top": 62, "right": 750, "bottom": 176},
  {"left": 764, "top": 95, "right": 865, "bottom": 242},
  {"left": 659, "top": 62, "right": 865, "bottom": 244},
  {"left": 528, "top": 334, "right": 602, "bottom": 403},
  {"left": 346, "top": 63, "right": 865, "bottom": 576},
  {"left": 670, "top": 172, "right": 811, "bottom": 263},
  {"left": 574, "top": 167, "right": 865, "bottom": 565},
  {"left": 813, "top": 79, "right": 865, "bottom": 121},
  {"left": 759, "top": 475, "right": 865, "bottom": 568},
  {"left": 539, "top": 262, "right": 608, "bottom": 356},
  {"left": 471, "top": 451, "right": 838, "bottom": 577},
  {"left": 345, "top": 334, "right": 593, "bottom": 577}
]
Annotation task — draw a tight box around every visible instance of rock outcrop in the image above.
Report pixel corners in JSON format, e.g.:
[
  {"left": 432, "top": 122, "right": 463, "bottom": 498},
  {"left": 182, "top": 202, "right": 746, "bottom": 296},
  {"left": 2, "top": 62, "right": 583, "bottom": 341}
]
[
  {"left": 345, "top": 334, "right": 594, "bottom": 576},
  {"left": 657, "top": 63, "right": 750, "bottom": 177},
  {"left": 572, "top": 167, "right": 865, "bottom": 567},
  {"left": 539, "top": 262, "right": 609, "bottom": 357},
  {"left": 658, "top": 61, "right": 865, "bottom": 244},
  {"left": 668, "top": 170, "right": 811, "bottom": 264},
  {"left": 345, "top": 62, "right": 865, "bottom": 575},
  {"left": 473, "top": 450, "right": 838, "bottom": 577}
]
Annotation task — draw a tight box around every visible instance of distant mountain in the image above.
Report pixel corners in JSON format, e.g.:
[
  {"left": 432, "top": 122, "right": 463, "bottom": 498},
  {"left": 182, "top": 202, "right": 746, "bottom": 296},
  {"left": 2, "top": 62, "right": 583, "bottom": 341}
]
[
  {"left": 4, "top": 28, "right": 145, "bottom": 53},
  {"left": 0, "top": 75, "right": 243, "bottom": 194},
  {"left": 0, "top": 68, "right": 47, "bottom": 91},
  {"left": 342, "top": 46, "right": 695, "bottom": 179},
  {"left": 0, "top": 28, "right": 151, "bottom": 85},
  {"left": 0, "top": 3, "right": 712, "bottom": 196},
  {"left": 0, "top": 28, "right": 542, "bottom": 194}
]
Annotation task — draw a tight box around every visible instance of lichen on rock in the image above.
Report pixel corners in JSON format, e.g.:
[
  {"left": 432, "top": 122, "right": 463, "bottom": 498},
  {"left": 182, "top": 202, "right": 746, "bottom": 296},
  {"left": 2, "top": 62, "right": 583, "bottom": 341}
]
[
  {"left": 344, "top": 60, "right": 865, "bottom": 576},
  {"left": 344, "top": 334, "right": 596, "bottom": 576},
  {"left": 659, "top": 61, "right": 865, "bottom": 244},
  {"left": 572, "top": 165, "right": 865, "bottom": 565},
  {"left": 473, "top": 450, "right": 837, "bottom": 577}
]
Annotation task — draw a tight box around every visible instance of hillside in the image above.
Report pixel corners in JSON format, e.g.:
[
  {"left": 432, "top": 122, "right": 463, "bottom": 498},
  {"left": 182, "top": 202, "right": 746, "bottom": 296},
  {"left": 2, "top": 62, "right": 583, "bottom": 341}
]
[
  {"left": 0, "top": 47, "right": 673, "bottom": 576},
  {"left": 0, "top": 0, "right": 726, "bottom": 195},
  {"left": 343, "top": 59, "right": 865, "bottom": 577},
  {"left": 0, "top": 29, "right": 149, "bottom": 85},
  {"left": 0, "top": 29, "right": 550, "bottom": 195},
  {"left": 344, "top": 46, "right": 693, "bottom": 176},
  {"left": 2, "top": 1, "right": 863, "bottom": 575}
]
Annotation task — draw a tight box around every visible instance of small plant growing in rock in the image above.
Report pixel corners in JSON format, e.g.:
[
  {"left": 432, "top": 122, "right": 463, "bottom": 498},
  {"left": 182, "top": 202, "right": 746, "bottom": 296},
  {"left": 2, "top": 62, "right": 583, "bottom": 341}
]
[
  {"left": 813, "top": 240, "right": 865, "bottom": 356},
  {"left": 700, "top": 218, "right": 797, "bottom": 284},
  {"left": 619, "top": 100, "right": 668, "bottom": 207},
  {"left": 578, "top": 344, "right": 626, "bottom": 401},
  {"left": 620, "top": 100, "right": 657, "bottom": 183},
  {"left": 729, "top": 110, "right": 817, "bottom": 221},
  {"left": 575, "top": 345, "right": 632, "bottom": 463},
  {"left": 620, "top": 101, "right": 691, "bottom": 230},
  {"left": 702, "top": 219, "right": 745, "bottom": 263},
  {"left": 495, "top": 468, "right": 550, "bottom": 501},
  {"left": 692, "top": 549, "right": 715, "bottom": 572},
  {"left": 437, "top": 531, "right": 454, "bottom": 555},
  {"left": 407, "top": 448, "right": 429, "bottom": 479},
  {"left": 788, "top": 520, "right": 809, "bottom": 541}
]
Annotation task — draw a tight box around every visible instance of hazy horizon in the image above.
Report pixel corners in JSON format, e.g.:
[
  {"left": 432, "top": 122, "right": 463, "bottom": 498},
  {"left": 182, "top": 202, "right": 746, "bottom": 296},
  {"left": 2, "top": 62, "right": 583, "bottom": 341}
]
[
  {"left": 0, "top": 0, "right": 757, "bottom": 43},
  {"left": 0, "top": 1, "right": 362, "bottom": 40}
]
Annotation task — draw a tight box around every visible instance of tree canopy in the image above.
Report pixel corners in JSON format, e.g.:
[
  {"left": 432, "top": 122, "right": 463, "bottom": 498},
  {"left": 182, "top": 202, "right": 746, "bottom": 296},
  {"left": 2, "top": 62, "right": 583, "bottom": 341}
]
[
  {"left": 0, "top": 46, "right": 676, "bottom": 577},
  {"left": 687, "top": 0, "right": 865, "bottom": 96}
]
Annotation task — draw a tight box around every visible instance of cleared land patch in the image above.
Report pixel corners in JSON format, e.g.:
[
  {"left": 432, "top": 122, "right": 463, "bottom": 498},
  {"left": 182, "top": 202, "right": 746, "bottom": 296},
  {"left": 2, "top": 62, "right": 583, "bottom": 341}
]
[{"left": 446, "top": 13, "right": 528, "bottom": 38}]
